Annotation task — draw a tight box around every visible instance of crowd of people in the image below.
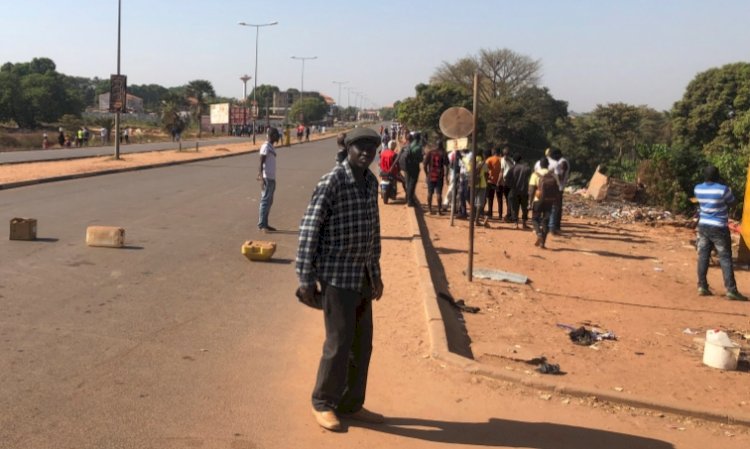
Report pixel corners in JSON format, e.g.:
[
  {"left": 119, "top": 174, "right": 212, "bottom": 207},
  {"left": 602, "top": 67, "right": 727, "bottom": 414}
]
[
  {"left": 46, "top": 126, "right": 142, "bottom": 148},
  {"left": 371, "top": 128, "right": 571, "bottom": 249}
]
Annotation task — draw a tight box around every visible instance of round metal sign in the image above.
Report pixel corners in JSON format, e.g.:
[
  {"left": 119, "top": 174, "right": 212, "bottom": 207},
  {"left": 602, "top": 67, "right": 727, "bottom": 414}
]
[{"left": 439, "top": 107, "right": 473, "bottom": 138}]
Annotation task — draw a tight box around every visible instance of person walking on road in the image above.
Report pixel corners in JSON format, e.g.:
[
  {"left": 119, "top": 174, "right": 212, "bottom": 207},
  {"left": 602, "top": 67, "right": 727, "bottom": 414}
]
[
  {"left": 257, "top": 127, "right": 281, "bottom": 232},
  {"left": 296, "top": 127, "right": 386, "bottom": 432},
  {"left": 695, "top": 165, "right": 748, "bottom": 301}
]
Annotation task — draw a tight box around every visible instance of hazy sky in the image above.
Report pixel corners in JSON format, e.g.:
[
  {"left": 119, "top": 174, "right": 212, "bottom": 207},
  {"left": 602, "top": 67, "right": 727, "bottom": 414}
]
[{"left": 2, "top": 0, "right": 749, "bottom": 113}]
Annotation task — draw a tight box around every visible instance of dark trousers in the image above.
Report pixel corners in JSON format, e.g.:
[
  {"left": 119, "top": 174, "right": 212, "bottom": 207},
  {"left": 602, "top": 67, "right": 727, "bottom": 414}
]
[
  {"left": 405, "top": 170, "right": 420, "bottom": 206},
  {"left": 696, "top": 225, "right": 737, "bottom": 292},
  {"left": 549, "top": 194, "right": 563, "bottom": 231},
  {"left": 532, "top": 201, "right": 552, "bottom": 244},
  {"left": 502, "top": 185, "right": 512, "bottom": 219},
  {"left": 509, "top": 189, "right": 529, "bottom": 223},
  {"left": 312, "top": 282, "right": 373, "bottom": 413},
  {"left": 485, "top": 184, "right": 503, "bottom": 219}
]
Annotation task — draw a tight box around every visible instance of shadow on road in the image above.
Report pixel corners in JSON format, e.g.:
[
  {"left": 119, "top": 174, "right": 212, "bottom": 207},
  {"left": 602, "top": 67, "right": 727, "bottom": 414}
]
[
  {"left": 549, "top": 247, "right": 656, "bottom": 260},
  {"left": 351, "top": 416, "right": 674, "bottom": 449}
]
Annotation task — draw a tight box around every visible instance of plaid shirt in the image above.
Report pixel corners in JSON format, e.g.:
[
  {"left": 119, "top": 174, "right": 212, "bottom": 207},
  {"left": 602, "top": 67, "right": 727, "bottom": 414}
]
[{"left": 296, "top": 160, "right": 381, "bottom": 290}]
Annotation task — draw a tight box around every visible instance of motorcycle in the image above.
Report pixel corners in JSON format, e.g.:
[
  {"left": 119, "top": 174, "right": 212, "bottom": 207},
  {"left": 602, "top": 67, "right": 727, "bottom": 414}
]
[{"left": 379, "top": 172, "right": 398, "bottom": 204}]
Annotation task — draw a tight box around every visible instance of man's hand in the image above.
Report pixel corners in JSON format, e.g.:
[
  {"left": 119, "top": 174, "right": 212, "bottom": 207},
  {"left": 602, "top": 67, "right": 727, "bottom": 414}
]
[
  {"left": 371, "top": 277, "right": 384, "bottom": 301},
  {"left": 297, "top": 285, "right": 318, "bottom": 308}
]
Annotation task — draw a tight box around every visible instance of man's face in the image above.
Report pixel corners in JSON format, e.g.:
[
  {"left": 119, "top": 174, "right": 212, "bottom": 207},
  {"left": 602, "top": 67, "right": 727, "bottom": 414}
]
[{"left": 347, "top": 140, "right": 379, "bottom": 170}]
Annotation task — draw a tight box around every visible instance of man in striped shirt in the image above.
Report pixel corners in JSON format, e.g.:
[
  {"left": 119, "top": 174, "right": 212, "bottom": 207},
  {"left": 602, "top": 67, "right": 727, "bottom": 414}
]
[
  {"left": 695, "top": 165, "right": 747, "bottom": 301},
  {"left": 296, "top": 127, "right": 385, "bottom": 431}
]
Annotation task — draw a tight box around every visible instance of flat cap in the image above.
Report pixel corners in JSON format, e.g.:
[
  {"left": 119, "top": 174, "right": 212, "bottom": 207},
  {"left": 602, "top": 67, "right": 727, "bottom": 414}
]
[{"left": 344, "top": 127, "right": 381, "bottom": 146}]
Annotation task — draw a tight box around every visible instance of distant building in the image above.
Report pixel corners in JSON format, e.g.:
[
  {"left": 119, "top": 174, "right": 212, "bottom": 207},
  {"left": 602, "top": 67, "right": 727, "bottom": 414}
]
[{"left": 97, "top": 93, "right": 145, "bottom": 113}]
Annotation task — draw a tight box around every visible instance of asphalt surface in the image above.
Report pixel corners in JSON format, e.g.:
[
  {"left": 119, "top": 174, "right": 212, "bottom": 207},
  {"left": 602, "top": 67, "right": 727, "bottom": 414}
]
[
  {"left": 0, "top": 136, "right": 254, "bottom": 164},
  {"left": 0, "top": 137, "right": 339, "bottom": 448}
]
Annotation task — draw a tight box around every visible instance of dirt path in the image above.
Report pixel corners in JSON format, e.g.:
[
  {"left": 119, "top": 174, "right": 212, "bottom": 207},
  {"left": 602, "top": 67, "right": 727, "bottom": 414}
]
[{"left": 3, "top": 145, "right": 750, "bottom": 447}]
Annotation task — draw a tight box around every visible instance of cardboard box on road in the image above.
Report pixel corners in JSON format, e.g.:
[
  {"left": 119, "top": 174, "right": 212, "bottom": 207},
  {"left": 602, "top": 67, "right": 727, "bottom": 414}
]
[{"left": 9, "top": 218, "right": 37, "bottom": 240}]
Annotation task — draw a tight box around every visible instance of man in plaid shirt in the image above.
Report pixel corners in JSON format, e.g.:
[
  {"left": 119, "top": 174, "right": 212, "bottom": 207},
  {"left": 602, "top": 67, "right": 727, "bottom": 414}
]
[{"left": 296, "top": 127, "right": 385, "bottom": 431}]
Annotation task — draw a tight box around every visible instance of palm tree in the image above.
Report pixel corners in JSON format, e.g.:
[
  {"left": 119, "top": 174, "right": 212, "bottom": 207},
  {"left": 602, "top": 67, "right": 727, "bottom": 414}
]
[{"left": 185, "top": 80, "right": 216, "bottom": 138}]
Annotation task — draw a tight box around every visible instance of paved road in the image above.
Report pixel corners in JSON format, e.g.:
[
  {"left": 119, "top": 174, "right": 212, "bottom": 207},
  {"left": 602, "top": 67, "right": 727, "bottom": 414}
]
[
  {"left": 0, "top": 136, "right": 254, "bottom": 164},
  {"left": 0, "top": 138, "right": 339, "bottom": 448}
]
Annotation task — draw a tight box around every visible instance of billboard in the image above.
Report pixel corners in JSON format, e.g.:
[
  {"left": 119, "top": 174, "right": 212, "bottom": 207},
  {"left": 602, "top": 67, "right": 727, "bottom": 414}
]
[
  {"left": 210, "top": 103, "right": 230, "bottom": 124},
  {"left": 109, "top": 74, "right": 127, "bottom": 113}
]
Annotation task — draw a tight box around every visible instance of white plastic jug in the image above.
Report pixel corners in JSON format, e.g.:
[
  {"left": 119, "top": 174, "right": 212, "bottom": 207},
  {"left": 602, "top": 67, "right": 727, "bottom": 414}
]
[{"left": 703, "top": 330, "right": 740, "bottom": 370}]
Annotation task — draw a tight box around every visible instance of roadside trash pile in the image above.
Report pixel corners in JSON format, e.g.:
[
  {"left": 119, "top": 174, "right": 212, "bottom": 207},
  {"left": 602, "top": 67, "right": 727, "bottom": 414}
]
[{"left": 564, "top": 193, "right": 691, "bottom": 227}]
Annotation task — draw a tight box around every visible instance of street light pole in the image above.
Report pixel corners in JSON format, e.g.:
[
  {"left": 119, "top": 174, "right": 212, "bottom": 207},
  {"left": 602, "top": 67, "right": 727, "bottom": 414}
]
[
  {"left": 332, "top": 80, "right": 347, "bottom": 108},
  {"left": 238, "top": 21, "right": 278, "bottom": 144},
  {"left": 332, "top": 80, "right": 347, "bottom": 122},
  {"left": 114, "top": 0, "right": 121, "bottom": 160},
  {"left": 240, "top": 74, "right": 251, "bottom": 134},
  {"left": 291, "top": 56, "right": 317, "bottom": 100}
]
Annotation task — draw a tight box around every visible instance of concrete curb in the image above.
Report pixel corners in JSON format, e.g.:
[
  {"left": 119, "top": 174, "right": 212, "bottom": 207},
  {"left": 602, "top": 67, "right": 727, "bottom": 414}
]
[
  {"left": 406, "top": 207, "right": 750, "bottom": 427},
  {"left": 0, "top": 150, "right": 248, "bottom": 190}
]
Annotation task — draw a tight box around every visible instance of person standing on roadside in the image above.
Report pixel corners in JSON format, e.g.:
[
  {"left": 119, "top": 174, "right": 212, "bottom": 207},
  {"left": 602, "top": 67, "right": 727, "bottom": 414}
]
[
  {"left": 695, "top": 165, "right": 748, "bottom": 301},
  {"left": 548, "top": 148, "right": 570, "bottom": 234},
  {"left": 57, "top": 128, "right": 65, "bottom": 148},
  {"left": 296, "top": 127, "right": 386, "bottom": 432},
  {"left": 500, "top": 146, "right": 515, "bottom": 222},
  {"left": 423, "top": 138, "right": 449, "bottom": 214},
  {"left": 484, "top": 147, "right": 503, "bottom": 221},
  {"left": 505, "top": 153, "right": 533, "bottom": 229},
  {"left": 400, "top": 132, "right": 424, "bottom": 207},
  {"left": 257, "top": 127, "right": 281, "bottom": 232}
]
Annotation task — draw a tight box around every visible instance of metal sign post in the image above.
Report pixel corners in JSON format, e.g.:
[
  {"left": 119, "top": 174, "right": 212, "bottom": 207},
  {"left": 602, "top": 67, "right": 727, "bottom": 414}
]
[
  {"left": 468, "top": 73, "right": 480, "bottom": 282},
  {"left": 438, "top": 96, "right": 479, "bottom": 283}
]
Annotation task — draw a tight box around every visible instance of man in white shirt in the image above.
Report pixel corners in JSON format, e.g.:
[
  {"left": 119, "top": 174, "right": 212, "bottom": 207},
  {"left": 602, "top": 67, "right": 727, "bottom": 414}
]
[{"left": 257, "top": 127, "right": 281, "bottom": 232}]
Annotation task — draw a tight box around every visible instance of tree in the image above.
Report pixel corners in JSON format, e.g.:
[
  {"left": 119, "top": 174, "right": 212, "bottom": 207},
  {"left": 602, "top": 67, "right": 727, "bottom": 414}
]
[
  {"left": 0, "top": 58, "right": 83, "bottom": 128},
  {"left": 250, "top": 84, "right": 280, "bottom": 116},
  {"left": 129, "top": 83, "right": 169, "bottom": 112},
  {"left": 185, "top": 80, "right": 216, "bottom": 137},
  {"left": 379, "top": 106, "right": 396, "bottom": 121},
  {"left": 484, "top": 86, "right": 568, "bottom": 161},
  {"left": 287, "top": 95, "right": 328, "bottom": 125},
  {"left": 671, "top": 62, "right": 750, "bottom": 203},
  {"left": 431, "top": 48, "right": 541, "bottom": 104},
  {"left": 396, "top": 83, "right": 471, "bottom": 134},
  {"left": 672, "top": 62, "right": 750, "bottom": 153}
]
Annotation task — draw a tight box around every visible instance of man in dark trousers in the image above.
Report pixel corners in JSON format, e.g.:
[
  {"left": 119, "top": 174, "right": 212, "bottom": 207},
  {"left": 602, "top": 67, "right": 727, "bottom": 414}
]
[
  {"left": 695, "top": 165, "right": 747, "bottom": 301},
  {"left": 296, "top": 127, "right": 386, "bottom": 431},
  {"left": 505, "top": 153, "right": 533, "bottom": 228},
  {"left": 399, "top": 132, "right": 424, "bottom": 207}
]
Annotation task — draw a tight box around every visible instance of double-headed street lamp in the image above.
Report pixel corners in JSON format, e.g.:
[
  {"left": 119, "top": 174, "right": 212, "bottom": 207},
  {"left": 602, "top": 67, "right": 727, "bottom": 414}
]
[
  {"left": 290, "top": 56, "right": 317, "bottom": 100},
  {"left": 238, "top": 20, "right": 278, "bottom": 144}
]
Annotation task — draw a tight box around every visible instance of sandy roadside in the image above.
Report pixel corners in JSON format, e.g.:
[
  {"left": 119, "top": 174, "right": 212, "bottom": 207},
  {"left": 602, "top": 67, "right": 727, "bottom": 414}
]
[{"left": 0, "top": 132, "right": 339, "bottom": 186}]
